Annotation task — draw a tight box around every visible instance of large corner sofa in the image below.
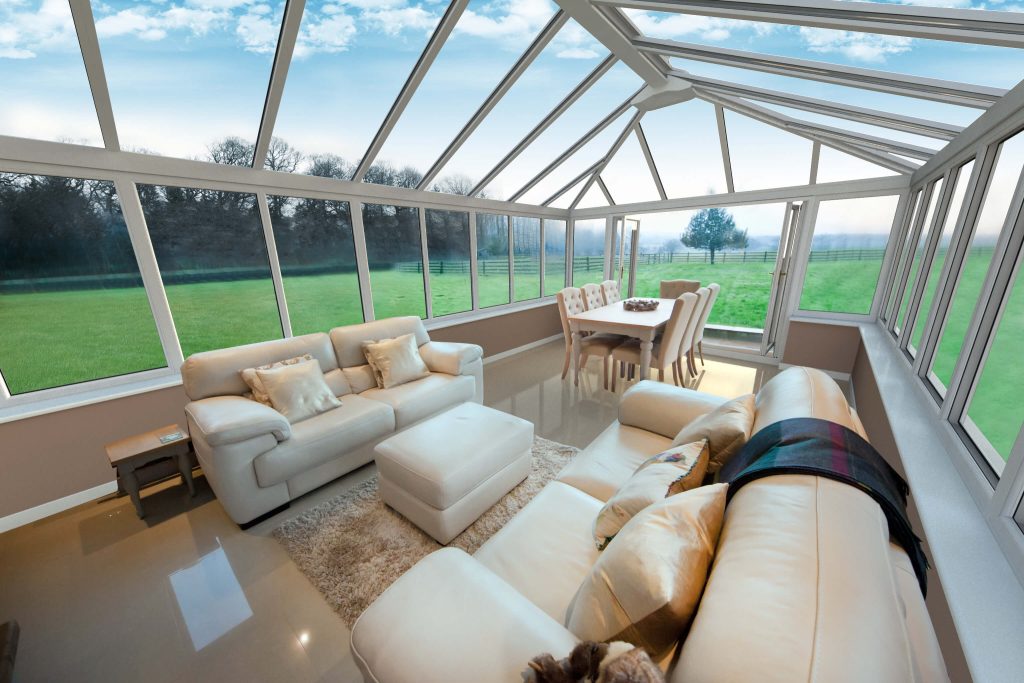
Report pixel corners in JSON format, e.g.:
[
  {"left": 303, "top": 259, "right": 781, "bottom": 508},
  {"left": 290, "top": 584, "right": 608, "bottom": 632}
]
[
  {"left": 181, "top": 317, "right": 484, "bottom": 526},
  {"left": 351, "top": 367, "right": 949, "bottom": 682}
]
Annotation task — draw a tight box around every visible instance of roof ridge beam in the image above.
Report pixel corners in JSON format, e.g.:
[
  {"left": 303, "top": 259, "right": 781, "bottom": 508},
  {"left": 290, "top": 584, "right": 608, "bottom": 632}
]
[
  {"left": 597, "top": 0, "right": 1024, "bottom": 48},
  {"left": 675, "top": 71, "right": 962, "bottom": 140},
  {"left": 636, "top": 37, "right": 1006, "bottom": 108},
  {"left": 417, "top": 10, "right": 570, "bottom": 191}
]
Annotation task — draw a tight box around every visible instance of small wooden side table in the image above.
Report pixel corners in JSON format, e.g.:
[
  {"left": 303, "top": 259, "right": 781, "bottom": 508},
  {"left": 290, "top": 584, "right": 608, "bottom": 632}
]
[{"left": 105, "top": 424, "right": 195, "bottom": 518}]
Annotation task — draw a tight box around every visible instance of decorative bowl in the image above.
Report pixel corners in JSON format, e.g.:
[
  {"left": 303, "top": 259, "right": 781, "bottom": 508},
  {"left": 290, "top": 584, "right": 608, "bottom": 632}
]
[{"left": 623, "top": 298, "right": 660, "bottom": 312}]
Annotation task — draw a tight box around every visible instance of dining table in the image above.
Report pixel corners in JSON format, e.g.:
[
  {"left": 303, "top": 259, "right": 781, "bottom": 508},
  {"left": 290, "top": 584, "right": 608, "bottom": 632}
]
[{"left": 567, "top": 298, "right": 677, "bottom": 385}]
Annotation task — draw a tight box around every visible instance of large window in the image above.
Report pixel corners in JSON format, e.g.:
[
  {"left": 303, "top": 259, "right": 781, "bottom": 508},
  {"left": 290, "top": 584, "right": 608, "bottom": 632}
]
[
  {"left": 0, "top": 173, "right": 164, "bottom": 394},
  {"left": 894, "top": 179, "right": 944, "bottom": 334},
  {"left": 544, "top": 219, "right": 567, "bottom": 296},
  {"left": 573, "top": 219, "right": 606, "bottom": 287},
  {"left": 929, "top": 131, "right": 1024, "bottom": 392},
  {"left": 476, "top": 213, "right": 510, "bottom": 308},
  {"left": 800, "top": 195, "right": 900, "bottom": 315},
  {"left": 141, "top": 184, "right": 282, "bottom": 358},
  {"left": 908, "top": 161, "right": 975, "bottom": 354},
  {"left": 362, "top": 203, "right": 426, "bottom": 319},
  {"left": 269, "top": 195, "right": 362, "bottom": 335},
  {"left": 513, "top": 217, "right": 541, "bottom": 302},
  {"left": 425, "top": 209, "right": 472, "bottom": 317}
]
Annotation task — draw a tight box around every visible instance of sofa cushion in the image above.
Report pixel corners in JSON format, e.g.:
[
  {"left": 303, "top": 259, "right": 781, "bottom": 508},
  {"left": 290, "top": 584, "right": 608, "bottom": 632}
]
[
  {"left": 330, "top": 317, "right": 430, "bottom": 369},
  {"left": 361, "top": 372, "right": 475, "bottom": 429},
  {"left": 241, "top": 353, "right": 313, "bottom": 406},
  {"left": 474, "top": 481, "right": 603, "bottom": 623},
  {"left": 342, "top": 364, "right": 377, "bottom": 394},
  {"left": 253, "top": 395, "right": 395, "bottom": 487},
  {"left": 361, "top": 333, "right": 430, "bottom": 389},
  {"left": 672, "top": 394, "right": 755, "bottom": 474},
  {"left": 557, "top": 423, "right": 673, "bottom": 502},
  {"left": 257, "top": 359, "right": 342, "bottom": 424}
]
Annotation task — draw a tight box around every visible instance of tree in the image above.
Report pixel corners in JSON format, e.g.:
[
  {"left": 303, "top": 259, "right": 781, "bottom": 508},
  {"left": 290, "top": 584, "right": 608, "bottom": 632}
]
[{"left": 680, "top": 207, "right": 748, "bottom": 264}]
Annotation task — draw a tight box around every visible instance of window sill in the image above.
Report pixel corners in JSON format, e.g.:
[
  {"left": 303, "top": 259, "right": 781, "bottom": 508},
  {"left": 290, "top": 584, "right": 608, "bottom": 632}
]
[{"left": 858, "top": 322, "right": 1024, "bottom": 682}]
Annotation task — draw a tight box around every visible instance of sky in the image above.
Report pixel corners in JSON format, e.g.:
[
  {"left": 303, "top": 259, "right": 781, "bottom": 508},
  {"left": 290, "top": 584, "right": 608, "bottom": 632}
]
[{"left": 2, "top": 0, "right": 1023, "bottom": 204}]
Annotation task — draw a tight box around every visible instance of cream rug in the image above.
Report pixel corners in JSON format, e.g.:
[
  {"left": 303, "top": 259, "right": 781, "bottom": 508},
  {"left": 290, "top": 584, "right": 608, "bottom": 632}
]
[{"left": 273, "top": 436, "right": 579, "bottom": 627}]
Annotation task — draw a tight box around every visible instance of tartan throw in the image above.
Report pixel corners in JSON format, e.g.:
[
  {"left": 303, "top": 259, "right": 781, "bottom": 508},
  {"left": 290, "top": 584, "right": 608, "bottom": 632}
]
[{"left": 718, "top": 418, "right": 929, "bottom": 596}]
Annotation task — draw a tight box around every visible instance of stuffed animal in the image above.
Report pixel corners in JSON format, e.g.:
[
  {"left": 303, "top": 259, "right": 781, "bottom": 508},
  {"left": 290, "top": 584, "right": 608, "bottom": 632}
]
[{"left": 523, "top": 641, "right": 665, "bottom": 683}]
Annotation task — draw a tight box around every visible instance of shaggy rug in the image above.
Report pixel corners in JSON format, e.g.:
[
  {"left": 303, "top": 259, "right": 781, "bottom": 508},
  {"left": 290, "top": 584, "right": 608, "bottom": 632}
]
[{"left": 273, "top": 436, "right": 579, "bottom": 627}]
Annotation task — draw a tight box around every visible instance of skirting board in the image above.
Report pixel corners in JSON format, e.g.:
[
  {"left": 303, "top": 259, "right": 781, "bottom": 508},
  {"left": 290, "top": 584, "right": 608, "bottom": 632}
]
[
  {"left": 0, "top": 480, "right": 117, "bottom": 534},
  {"left": 483, "top": 334, "right": 562, "bottom": 365}
]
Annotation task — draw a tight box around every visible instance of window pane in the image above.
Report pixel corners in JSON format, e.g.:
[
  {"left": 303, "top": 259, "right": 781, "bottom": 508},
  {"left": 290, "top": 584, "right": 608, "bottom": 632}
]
[
  {"left": 884, "top": 190, "right": 922, "bottom": 322},
  {"left": 269, "top": 195, "right": 362, "bottom": 335},
  {"left": 0, "top": 1, "right": 102, "bottom": 145},
  {"left": 643, "top": 100, "right": 727, "bottom": 198},
  {"left": 0, "top": 173, "right": 164, "bottom": 393},
  {"left": 544, "top": 219, "right": 567, "bottom": 296},
  {"left": 816, "top": 146, "right": 898, "bottom": 184},
  {"left": 909, "top": 161, "right": 975, "bottom": 353},
  {"left": 476, "top": 213, "right": 510, "bottom": 308},
  {"left": 895, "top": 178, "right": 944, "bottom": 333},
  {"left": 141, "top": 184, "right": 282, "bottom": 357},
  {"left": 513, "top": 217, "right": 541, "bottom": 302},
  {"left": 425, "top": 209, "right": 471, "bottom": 317},
  {"left": 800, "top": 195, "right": 900, "bottom": 314},
  {"left": 599, "top": 132, "right": 661, "bottom": 204},
  {"left": 725, "top": 111, "right": 813, "bottom": 192},
  {"left": 930, "top": 131, "right": 1024, "bottom": 391},
  {"left": 95, "top": 1, "right": 285, "bottom": 161},
  {"left": 362, "top": 204, "right": 426, "bottom": 319},
  {"left": 573, "top": 219, "right": 606, "bottom": 287}
]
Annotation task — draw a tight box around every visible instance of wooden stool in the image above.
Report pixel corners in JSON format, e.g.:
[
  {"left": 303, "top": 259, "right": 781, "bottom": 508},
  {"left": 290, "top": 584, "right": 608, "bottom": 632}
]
[{"left": 105, "top": 424, "right": 195, "bottom": 518}]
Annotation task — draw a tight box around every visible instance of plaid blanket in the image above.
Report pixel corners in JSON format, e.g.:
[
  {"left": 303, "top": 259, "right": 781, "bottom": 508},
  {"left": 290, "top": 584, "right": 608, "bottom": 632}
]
[{"left": 718, "top": 418, "right": 929, "bottom": 596}]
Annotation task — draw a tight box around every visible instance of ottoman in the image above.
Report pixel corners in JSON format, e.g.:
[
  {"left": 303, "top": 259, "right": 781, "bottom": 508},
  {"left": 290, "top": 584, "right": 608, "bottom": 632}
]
[{"left": 374, "top": 402, "right": 534, "bottom": 544}]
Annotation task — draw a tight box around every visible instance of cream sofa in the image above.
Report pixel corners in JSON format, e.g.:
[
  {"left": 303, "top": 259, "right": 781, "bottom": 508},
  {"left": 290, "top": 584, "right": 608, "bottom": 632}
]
[
  {"left": 350, "top": 367, "right": 949, "bottom": 682},
  {"left": 182, "top": 317, "right": 483, "bottom": 526}
]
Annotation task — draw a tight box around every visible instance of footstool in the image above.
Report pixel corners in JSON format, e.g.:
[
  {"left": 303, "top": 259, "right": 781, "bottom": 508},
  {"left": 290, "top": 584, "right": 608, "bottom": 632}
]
[{"left": 374, "top": 402, "right": 534, "bottom": 544}]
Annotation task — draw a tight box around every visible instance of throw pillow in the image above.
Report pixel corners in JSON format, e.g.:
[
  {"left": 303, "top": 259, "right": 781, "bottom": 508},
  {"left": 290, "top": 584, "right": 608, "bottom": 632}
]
[
  {"left": 255, "top": 359, "right": 342, "bottom": 424},
  {"left": 362, "top": 333, "right": 430, "bottom": 390},
  {"left": 343, "top": 364, "right": 379, "bottom": 394},
  {"left": 593, "top": 440, "right": 709, "bottom": 550},
  {"left": 672, "top": 394, "right": 755, "bottom": 473},
  {"left": 240, "top": 353, "right": 314, "bottom": 406},
  {"left": 566, "top": 484, "right": 728, "bottom": 659}
]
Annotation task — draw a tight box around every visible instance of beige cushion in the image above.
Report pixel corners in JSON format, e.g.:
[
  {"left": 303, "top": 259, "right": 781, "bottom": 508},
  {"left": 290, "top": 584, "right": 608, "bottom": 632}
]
[
  {"left": 343, "top": 364, "right": 378, "bottom": 393},
  {"left": 241, "top": 353, "right": 313, "bottom": 406},
  {"left": 672, "top": 394, "right": 755, "bottom": 473},
  {"left": 362, "top": 333, "right": 430, "bottom": 389},
  {"left": 593, "top": 440, "right": 709, "bottom": 550},
  {"left": 256, "top": 359, "right": 342, "bottom": 424},
  {"left": 566, "top": 483, "right": 728, "bottom": 659},
  {"left": 557, "top": 423, "right": 673, "bottom": 502}
]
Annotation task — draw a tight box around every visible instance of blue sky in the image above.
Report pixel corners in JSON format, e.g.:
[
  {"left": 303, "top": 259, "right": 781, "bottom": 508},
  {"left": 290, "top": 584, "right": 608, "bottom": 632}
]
[{"left": 1, "top": 0, "right": 1022, "bottom": 204}]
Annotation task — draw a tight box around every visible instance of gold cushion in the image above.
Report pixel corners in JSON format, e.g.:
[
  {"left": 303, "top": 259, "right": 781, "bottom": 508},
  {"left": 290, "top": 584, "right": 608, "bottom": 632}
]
[
  {"left": 240, "top": 353, "right": 314, "bottom": 406},
  {"left": 672, "top": 394, "right": 755, "bottom": 473},
  {"left": 362, "top": 333, "right": 431, "bottom": 390},
  {"left": 256, "top": 359, "right": 342, "bottom": 424},
  {"left": 567, "top": 483, "right": 728, "bottom": 658},
  {"left": 592, "top": 440, "right": 709, "bottom": 550}
]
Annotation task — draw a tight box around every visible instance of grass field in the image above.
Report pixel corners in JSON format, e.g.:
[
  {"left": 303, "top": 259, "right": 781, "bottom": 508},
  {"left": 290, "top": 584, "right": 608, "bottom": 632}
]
[{"left": 2, "top": 256, "right": 1020, "bottom": 461}]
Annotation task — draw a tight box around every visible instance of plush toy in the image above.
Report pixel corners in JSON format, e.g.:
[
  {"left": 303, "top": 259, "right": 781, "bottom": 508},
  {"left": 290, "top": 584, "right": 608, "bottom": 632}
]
[{"left": 523, "top": 641, "right": 665, "bottom": 683}]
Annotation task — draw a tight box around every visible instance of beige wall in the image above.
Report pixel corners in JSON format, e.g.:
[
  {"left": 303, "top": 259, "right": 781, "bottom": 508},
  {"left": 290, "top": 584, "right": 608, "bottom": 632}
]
[
  {"left": 781, "top": 319, "right": 862, "bottom": 374},
  {"left": 0, "top": 306, "right": 561, "bottom": 520}
]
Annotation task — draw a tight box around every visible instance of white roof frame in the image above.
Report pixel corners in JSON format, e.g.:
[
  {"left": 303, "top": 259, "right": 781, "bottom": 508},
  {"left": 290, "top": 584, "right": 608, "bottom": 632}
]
[
  {"left": 69, "top": 0, "right": 119, "bottom": 151},
  {"left": 253, "top": 0, "right": 305, "bottom": 169},
  {"left": 542, "top": 159, "right": 605, "bottom": 206},
  {"left": 634, "top": 121, "right": 667, "bottom": 200},
  {"left": 570, "top": 110, "right": 645, "bottom": 210}
]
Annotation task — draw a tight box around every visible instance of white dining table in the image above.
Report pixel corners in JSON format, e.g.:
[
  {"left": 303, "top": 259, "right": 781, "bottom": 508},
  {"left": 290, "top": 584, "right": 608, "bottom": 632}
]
[{"left": 567, "top": 298, "right": 677, "bottom": 384}]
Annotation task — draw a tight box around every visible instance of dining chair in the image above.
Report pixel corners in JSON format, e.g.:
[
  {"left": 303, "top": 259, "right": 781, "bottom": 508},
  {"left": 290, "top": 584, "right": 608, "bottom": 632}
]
[
  {"left": 611, "top": 292, "right": 699, "bottom": 391},
  {"left": 556, "top": 287, "right": 622, "bottom": 389},
  {"left": 581, "top": 283, "right": 605, "bottom": 311},
  {"left": 600, "top": 280, "right": 623, "bottom": 305},
  {"left": 678, "top": 286, "right": 710, "bottom": 379},
  {"left": 659, "top": 279, "right": 700, "bottom": 298},
  {"left": 691, "top": 282, "right": 720, "bottom": 370}
]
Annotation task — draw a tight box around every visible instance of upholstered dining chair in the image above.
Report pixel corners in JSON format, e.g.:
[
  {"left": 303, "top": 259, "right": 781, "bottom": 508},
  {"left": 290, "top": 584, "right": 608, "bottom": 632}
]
[
  {"left": 690, "top": 282, "right": 720, "bottom": 370},
  {"left": 600, "top": 280, "right": 623, "bottom": 305},
  {"left": 679, "top": 286, "right": 710, "bottom": 378},
  {"left": 659, "top": 279, "right": 700, "bottom": 299},
  {"left": 611, "top": 292, "right": 699, "bottom": 391},
  {"left": 556, "top": 287, "right": 622, "bottom": 389},
  {"left": 581, "top": 282, "right": 605, "bottom": 311}
]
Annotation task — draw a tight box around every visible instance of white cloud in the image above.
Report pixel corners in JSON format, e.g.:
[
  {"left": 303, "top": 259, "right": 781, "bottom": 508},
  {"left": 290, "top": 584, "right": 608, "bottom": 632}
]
[
  {"left": 0, "top": 0, "right": 80, "bottom": 59},
  {"left": 294, "top": 11, "right": 357, "bottom": 58},
  {"left": 236, "top": 7, "right": 280, "bottom": 53},
  {"left": 556, "top": 47, "right": 600, "bottom": 59},
  {"left": 624, "top": 8, "right": 770, "bottom": 43},
  {"left": 798, "top": 27, "right": 913, "bottom": 63},
  {"left": 455, "top": 0, "right": 553, "bottom": 42},
  {"left": 364, "top": 7, "right": 437, "bottom": 36}
]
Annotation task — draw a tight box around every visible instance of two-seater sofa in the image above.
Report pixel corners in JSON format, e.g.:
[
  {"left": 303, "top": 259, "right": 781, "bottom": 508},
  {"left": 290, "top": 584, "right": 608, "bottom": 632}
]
[
  {"left": 182, "top": 316, "right": 483, "bottom": 526},
  {"left": 351, "top": 367, "right": 949, "bottom": 682}
]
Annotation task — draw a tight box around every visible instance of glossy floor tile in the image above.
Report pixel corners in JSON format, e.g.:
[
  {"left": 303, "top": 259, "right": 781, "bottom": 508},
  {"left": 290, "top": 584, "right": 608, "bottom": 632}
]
[{"left": 0, "top": 341, "right": 780, "bottom": 683}]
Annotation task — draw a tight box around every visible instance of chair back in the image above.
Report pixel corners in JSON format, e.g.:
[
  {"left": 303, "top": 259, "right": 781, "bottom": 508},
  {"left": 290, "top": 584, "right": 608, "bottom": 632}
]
[
  {"left": 693, "top": 283, "right": 720, "bottom": 346},
  {"left": 659, "top": 279, "right": 700, "bottom": 299},
  {"left": 679, "top": 287, "right": 710, "bottom": 358},
  {"left": 660, "top": 293, "right": 699, "bottom": 362},
  {"left": 600, "top": 280, "right": 622, "bottom": 305},
  {"left": 556, "top": 287, "right": 586, "bottom": 344},
  {"left": 581, "top": 283, "right": 605, "bottom": 310}
]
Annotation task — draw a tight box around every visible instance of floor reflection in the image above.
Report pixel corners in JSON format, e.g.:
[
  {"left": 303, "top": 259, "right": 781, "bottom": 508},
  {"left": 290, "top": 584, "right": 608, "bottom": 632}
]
[{"left": 169, "top": 545, "right": 253, "bottom": 651}]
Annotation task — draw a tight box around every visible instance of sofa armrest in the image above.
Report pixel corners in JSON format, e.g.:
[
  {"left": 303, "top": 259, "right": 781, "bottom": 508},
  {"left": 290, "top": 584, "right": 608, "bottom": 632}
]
[
  {"left": 417, "top": 340, "right": 483, "bottom": 376},
  {"left": 351, "top": 548, "right": 577, "bottom": 683},
  {"left": 618, "top": 380, "right": 727, "bottom": 440},
  {"left": 185, "top": 396, "right": 291, "bottom": 447}
]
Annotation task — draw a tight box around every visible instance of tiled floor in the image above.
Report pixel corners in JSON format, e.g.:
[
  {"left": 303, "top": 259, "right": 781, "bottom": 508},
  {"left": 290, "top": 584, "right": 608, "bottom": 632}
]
[{"left": 0, "top": 341, "right": 781, "bottom": 683}]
